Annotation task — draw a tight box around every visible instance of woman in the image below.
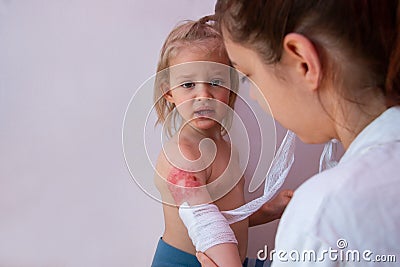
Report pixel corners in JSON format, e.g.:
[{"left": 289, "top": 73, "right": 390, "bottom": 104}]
[{"left": 179, "top": 0, "right": 400, "bottom": 266}]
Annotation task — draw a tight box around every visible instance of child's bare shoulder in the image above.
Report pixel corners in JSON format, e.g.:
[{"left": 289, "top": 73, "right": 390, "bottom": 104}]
[
  {"left": 155, "top": 139, "right": 208, "bottom": 188},
  {"left": 158, "top": 139, "right": 204, "bottom": 172},
  {"left": 154, "top": 139, "right": 212, "bottom": 205}
]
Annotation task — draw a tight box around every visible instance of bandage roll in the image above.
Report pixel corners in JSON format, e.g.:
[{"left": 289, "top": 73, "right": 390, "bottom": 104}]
[{"left": 178, "top": 202, "right": 238, "bottom": 253}]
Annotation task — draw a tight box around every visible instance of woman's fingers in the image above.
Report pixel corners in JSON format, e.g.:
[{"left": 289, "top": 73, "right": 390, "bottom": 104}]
[
  {"left": 284, "top": 189, "right": 294, "bottom": 198},
  {"left": 267, "top": 189, "right": 294, "bottom": 219},
  {"left": 196, "top": 252, "right": 218, "bottom": 267},
  {"left": 278, "top": 189, "right": 294, "bottom": 203}
]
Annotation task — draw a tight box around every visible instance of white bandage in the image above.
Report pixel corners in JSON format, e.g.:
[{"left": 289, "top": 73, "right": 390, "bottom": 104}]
[
  {"left": 178, "top": 202, "right": 237, "bottom": 252},
  {"left": 178, "top": 130, "right": 338, "bottom": 252},
  {"left": 222, "top": 131, "right": 338, "bottom": 224},
  {"left": 222, "top": 130, "right": 296, "bottom": 224},
  {"left": 319, "top": 139, "right": 339, "bottom": 172}
]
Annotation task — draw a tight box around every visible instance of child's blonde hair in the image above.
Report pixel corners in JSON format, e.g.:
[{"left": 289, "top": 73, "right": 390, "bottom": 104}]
[{"left": 154, "top": 16, "right": 238, "bottom": 137}]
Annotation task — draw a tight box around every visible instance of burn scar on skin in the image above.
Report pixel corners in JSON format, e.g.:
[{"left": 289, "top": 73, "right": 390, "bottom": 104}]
[{"left": 166, "top": 167, "right": 209, "bottom": 205}]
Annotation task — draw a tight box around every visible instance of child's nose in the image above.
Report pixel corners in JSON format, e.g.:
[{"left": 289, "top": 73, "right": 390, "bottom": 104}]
[{"left": 196, "top": 83, "right": 213, "bottom": 98}]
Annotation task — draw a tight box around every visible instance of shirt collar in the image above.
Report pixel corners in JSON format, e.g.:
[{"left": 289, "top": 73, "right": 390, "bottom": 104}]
[{"left": 340, "top": 106, "right": 400, "bottom": 164}]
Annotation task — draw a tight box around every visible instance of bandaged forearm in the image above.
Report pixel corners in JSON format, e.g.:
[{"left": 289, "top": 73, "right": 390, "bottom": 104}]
[
  {"left": 179, "top": 203, "right": 237, "bottom": 252},
  {"left": 167, "top": 168, "right": 236, "bottom": 252}
]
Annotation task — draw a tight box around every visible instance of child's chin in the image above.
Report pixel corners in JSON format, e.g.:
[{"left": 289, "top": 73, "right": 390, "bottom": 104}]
[{"left": 192, "top": 119, "right": 219, "bottom": 130}]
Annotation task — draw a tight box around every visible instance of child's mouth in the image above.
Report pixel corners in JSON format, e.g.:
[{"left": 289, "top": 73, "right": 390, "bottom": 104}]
[{"left": 194, "top": 109, "right": 215, "bottom": 117}]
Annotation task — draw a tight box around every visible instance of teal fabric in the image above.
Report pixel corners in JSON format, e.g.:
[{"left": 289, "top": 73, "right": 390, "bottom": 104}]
[
  {"left": 151, "top": 238, "right": 201, "bottom": 267},
  {"left": 151, "top": 237, "right": 270, "bottom": 267}
]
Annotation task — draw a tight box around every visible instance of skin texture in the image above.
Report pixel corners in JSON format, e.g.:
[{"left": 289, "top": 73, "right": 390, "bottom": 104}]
[{"left": 166, "top": 167, "right": 206, "bottom": 205}]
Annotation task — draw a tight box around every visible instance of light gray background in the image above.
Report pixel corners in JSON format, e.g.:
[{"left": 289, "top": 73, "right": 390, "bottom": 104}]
[{"left": 0, "top": 1, "right": 341, "bottom": 266}]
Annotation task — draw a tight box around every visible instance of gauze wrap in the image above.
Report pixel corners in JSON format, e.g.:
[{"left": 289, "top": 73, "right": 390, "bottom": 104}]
[
  {"left": 221, "top": 130, "right": 296, "bottom": 224},
  {"left": 179, "top": 130, "right": 338, "bottom": 252},
  {"left": 319, "top": 139, "right": 339, "bottom": 172},
  {"left": 179, "top": 202, "right": 238, "bottom": 252}
]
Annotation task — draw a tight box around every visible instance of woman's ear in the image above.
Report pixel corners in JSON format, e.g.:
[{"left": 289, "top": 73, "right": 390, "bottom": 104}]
[{"left": 282, "top": 33, "right": 322, "bottom": 90}]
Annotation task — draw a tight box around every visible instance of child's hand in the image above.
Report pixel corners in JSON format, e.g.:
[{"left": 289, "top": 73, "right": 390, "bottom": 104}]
[{"left": 265, "top": 189, "right": 294, "bottom": 220}]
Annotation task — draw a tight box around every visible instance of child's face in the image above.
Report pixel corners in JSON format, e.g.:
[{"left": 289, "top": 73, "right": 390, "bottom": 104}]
[{"left": 165, "top": 47, "right": 232, "bottom": 132}]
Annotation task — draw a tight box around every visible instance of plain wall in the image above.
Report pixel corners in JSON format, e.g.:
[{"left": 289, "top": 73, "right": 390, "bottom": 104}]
[{"left": 0, "top": 1, "right": 342, "bottom": 266}]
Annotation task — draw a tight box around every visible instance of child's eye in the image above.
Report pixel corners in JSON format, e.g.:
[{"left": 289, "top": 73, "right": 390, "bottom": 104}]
[
  {"left": 209, "top": 79, "right": 223, "bottom": 87},
  {"left": 181, "top": 82, "right": 195, "bottom": 89}
]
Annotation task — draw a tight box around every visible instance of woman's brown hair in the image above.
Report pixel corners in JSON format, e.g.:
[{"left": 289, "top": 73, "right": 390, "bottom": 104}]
[{"left": 215, "top": 0, "right": 400, "bottom": 107}]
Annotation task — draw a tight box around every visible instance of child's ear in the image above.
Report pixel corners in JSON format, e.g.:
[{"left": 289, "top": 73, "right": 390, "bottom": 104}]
[{"left": 161, "top": 82, "right": 174, "bottom": 103}]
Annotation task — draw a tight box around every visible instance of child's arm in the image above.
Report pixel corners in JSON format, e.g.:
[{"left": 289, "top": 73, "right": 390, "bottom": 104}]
[
  {"left": 191, "top": 190, "right": 293, "bottom": 267},
  {"left": 155, "top": 141, "right": 243, "bottom": 266},
  {"left": 201, "top": 244, "right": 242, "bottom": 267},
  {"left": 166, "top": 167, "right": 242, "bottom": 267},
  {"left": 187, "top": 190, "right": 293, "bottom": 266},
  {"left": 249, "top": 189, "right": 294, "bottom": 227},
  {"left": 196, "top": 251, "right": 219, "bottom": 267},
  {"left": 178, "top": 202, "right": 243, "bottom": 267},
  {"left": 153, "top": 145, "right": 209, "bottom": 205},
  {"left": 154, "top": 149, "right": 241, "bottom": 266}
]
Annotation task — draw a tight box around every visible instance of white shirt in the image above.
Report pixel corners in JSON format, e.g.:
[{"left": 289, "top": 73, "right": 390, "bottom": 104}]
[{"left": 272, "top": 106, "right": 400, "bottom": 266}]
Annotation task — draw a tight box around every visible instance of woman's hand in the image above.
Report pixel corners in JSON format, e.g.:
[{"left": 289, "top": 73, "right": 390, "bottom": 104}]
[
  {"left": 196, "top": 252, "right": 218, "bottom": 267},
  {"left": 249, "top": 189, "right": 294, "bottom": 226},
  {"left": 267, "top": 189, "right": 294, "bottom": 219}
]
